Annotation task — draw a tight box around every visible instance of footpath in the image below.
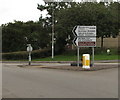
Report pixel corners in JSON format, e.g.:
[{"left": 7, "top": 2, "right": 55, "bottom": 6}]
[
  {"left": 2, "top": 60, "right": 119, "bottom": 63},
  {"left": 2, "top": 60, "right": 119, "bottom": 71},
  {"left": 13, "top": 60, "right": 118, "bottom": 71}
]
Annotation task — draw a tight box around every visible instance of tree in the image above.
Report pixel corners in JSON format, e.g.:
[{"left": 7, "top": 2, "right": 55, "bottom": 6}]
[
  {"left": 37, "top": 1, "right": 77, "bottom": 53},
  {"left": 54, "top": 2, "right": 120, "bottom": 48},
  {"left": 2, "top": 20, "right": 50, "bottom": 52},
  {"left": 2, "top": 21, "right": 26, "bottom": 52}
]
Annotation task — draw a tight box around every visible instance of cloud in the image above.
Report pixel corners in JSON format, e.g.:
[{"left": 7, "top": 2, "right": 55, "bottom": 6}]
[{"left": 0, "top": 0, "right": 44, "bottom": 25}]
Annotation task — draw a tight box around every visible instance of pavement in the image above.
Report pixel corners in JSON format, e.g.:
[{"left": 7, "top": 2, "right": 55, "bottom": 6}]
[
  {"left": 2, "top": 60, "right": 119, "bottom": 63},
  {"left": 2, "top": 60, "right": 118, "bottom": 71},
  {"left": 17, "top": 62, "right": 118, "bottom": 71},
  {"left": 2, "top": 63, "right": 118, "bottom": 98}
]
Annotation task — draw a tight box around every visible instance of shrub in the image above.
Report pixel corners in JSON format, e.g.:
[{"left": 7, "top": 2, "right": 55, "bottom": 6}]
[{"left": 2, "top": 48, "right": 51, "bottom": 60}]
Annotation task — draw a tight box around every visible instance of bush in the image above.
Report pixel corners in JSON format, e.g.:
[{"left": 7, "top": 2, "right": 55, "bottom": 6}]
[{"left": 2, "top": 48, "right": 51, "bottom": 60}]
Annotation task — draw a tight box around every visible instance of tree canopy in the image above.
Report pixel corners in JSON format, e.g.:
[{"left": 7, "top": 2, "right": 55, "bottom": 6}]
[{"left": 2, "top": 2, "right": 120, "bottom": 53}]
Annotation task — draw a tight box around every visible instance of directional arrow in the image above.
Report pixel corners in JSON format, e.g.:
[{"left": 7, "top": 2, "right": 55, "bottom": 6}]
[
  {"left": 73, "top": 37, "right": 78, "bottom": 46},
  {"left": 72, "top": 26, "right": 77, "bottom": 37}
]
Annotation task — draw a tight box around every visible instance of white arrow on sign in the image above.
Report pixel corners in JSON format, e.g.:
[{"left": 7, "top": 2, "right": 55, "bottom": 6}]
[{"left": 72, "top": 26, "right": 96, "bottom": 37}]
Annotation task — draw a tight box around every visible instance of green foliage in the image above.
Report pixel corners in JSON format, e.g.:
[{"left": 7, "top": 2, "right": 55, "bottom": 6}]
[
  {"left": 38, "top": 2, "right": 119, "bottom": 49},
  {"left": 2, "top": 2, "right": 120, "bottom": 54},
  {"left": 2, "top": 48, "right": 51, "bottom": 60},
  {"left": 2, "top": 21, "right": 50, "bottom": 52}
]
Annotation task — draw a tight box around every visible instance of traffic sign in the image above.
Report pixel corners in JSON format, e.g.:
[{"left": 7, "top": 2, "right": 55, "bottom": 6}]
[
  {"left": 72, "top": 25, "right": 96, "bottom": 67},
  {"left": 27, "top": 44, "right": 33, "bottom": 52},
  {"left": 77, "top": 37, "right": 96, "bottom": 42},
  {"left": 72, "top": 26, "right": 96, "bottom": 37},
  {"left": 72, "top": 26, "right": 96, "bottom": 47},
  {"left": 73, "top": 37, "right": 96, "bottom": 47},
  {"left": 27, "top": 46, "right": 33, "bottom": 52},
  {"left": 27, "top": 44, "right": 33, "bottom": 66}
]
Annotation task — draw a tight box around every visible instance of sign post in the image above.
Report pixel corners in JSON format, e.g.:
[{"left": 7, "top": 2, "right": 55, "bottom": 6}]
[
  {"left": 92, "top": 47, "right": 94, "bottom": 67},
  {"left": 27, "top": 44, "right": 33, "bottom": 66},
  {"left": 77, "top": 47, "right": 80, "bottom": 67},
  {"left": 72, "top": 26, "right": 96, "bottom": 68}
]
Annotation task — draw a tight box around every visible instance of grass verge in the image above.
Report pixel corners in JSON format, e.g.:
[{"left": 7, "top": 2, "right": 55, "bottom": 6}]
[{"left": 33, "top": 54, "right": 118, "bottom": 61}]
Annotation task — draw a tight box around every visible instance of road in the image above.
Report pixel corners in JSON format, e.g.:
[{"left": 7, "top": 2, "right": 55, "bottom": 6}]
[{"left": 2, "top": 63, "right": 118, "bottom": 98}]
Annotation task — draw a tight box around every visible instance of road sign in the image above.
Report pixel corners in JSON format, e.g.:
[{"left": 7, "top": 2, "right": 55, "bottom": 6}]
[
  {"left": 72, "top": 26, "right": 96, "bottom": 47},
  {"left": 73, "top": 37, "right": 96, "bottom": 47},
  {"left": 72, "top": 25, "right": 96, "bottom": 67},
  {"left": 27, "top": 46, "right": 33, "bottom": 52},
  {"left": 27, "top": 44, "right": 33, "bottom": 66},
  {"left": 72, "top": 26, "right": 96, "bottom": 37},
  {"left": 77, "top": 37, "right": 96, "bottom": 42},
  {"left": 27, "top": 45, "right": 33, "bottom": 52}
]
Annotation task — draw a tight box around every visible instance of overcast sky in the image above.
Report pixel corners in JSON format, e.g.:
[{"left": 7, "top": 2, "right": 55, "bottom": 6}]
[
  {"left": 0, "top": 0, "right": 95, "bottom": 25},
  {"left": 0, "top": 0, "right": 47, "bottom": 25},
  {"left": 0, "top": 0, "right": 118, "bottom": 25}
]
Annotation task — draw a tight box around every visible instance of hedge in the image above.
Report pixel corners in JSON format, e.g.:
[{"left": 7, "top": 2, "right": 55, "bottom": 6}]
[{"left": 2, "top": 48, "right": 51, "bottom": 60}]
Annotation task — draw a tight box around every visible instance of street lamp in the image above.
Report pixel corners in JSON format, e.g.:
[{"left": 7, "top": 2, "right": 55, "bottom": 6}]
[{"left": 52, "top": 3, "right": 55, "bottom": 59}]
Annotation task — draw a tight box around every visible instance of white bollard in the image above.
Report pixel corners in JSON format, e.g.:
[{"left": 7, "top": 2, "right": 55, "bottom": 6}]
[{"left": 82, "top": 54, "right": 90, "bottom": 69}]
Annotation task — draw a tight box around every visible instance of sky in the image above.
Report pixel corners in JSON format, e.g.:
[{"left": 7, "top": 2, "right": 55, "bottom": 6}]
[
  {"left": 0, "top": 0, "right": 47, "bottom": 25},
  {"left": 0, "top": 0, "right": 118, "bottom": 25}
]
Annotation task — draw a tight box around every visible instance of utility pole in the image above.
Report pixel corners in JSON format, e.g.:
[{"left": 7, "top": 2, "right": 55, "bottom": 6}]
[{"left": 52, "top": 3, "right": 55, "bottom": 59}]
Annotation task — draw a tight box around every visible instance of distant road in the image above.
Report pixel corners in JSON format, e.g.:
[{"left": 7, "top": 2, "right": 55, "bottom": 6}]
[{"left": 2, "top": 63, "right": 118, "bottom": 98}]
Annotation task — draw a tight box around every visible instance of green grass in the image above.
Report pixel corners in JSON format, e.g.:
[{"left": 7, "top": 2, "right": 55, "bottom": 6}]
[
  {"left": 33, "top": 54, "right": 118, "bottom": 61},
  {"left": 3, "top": 48, "right": 119, "bottom": 61}
]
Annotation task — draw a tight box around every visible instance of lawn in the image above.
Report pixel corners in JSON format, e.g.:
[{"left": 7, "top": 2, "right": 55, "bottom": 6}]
[{"left": 33, "top": 54, "right": 118, "bottom": 61}]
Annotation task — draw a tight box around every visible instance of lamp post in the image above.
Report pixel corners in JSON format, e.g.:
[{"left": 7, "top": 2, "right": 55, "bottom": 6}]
[{"left": 52, "top": 3, "right": 55, "bottom": 59}]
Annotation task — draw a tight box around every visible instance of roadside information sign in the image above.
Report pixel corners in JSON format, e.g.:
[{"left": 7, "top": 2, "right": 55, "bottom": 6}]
[
  {"left": 72, "top": 26, "right": 96, "bottom": 67},
  {"left": 73, "top": 26, "right": 96, "bottom": 37},
  {"left": 72, "top": 26, "right": 96, "bottom": 47},
  {"left": 73, "top": 37, "right": 96, "bottom": 47}
]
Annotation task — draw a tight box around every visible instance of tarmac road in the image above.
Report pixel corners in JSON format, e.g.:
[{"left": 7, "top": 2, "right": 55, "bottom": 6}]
[{"left": 2, "top": 63, "right": 118, "bottom": 98}]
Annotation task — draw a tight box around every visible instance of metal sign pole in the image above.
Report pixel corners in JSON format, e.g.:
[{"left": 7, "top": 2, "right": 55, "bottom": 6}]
[
  {"left": 27, "top": 44, "right": 33, "bottom": 66},
  {"left": 92, "top": 47, "right": 94, "bottom": 67},
  {"left": 52, "top": 3, "right": 54, "bottom": 59},
  {"left": 77, "top": 47, "right": 80, "bottom": 67},
  {"left": 28, "top": 51, "right": 31, "bottom": 66}
]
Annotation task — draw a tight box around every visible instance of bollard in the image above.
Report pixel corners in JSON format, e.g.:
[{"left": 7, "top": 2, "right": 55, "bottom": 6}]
[{"left": 82, "top": 54, "right": 90, "bottom": 69}]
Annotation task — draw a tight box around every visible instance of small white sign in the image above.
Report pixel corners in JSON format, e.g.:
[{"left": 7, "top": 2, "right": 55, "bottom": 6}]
[
  {"left": 73, "top": 37, "right": 96, "bottom": 47},
  {"left": 27, "top": 46, "right": 33, "bottom": 52},
  {"left": 77, "top": 37, "right": 96, "bottom": 42}
]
